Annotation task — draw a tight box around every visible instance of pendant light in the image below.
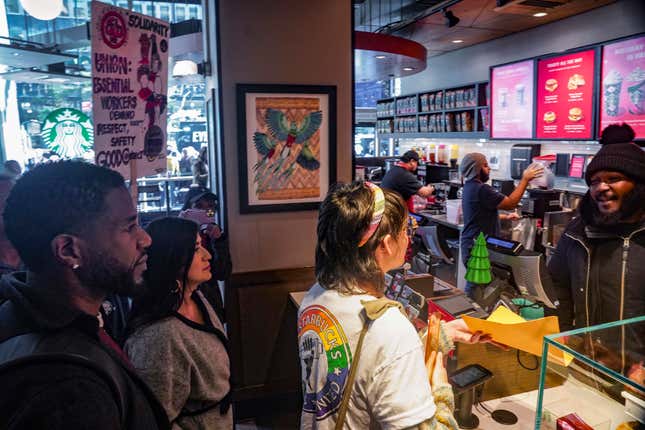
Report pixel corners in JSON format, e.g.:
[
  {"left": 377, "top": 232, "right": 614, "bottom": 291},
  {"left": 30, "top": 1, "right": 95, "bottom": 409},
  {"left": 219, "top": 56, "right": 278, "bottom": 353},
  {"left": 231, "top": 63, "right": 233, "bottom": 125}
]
[{"left": 20, "top": 0, "right": 65, "bottom": 21}]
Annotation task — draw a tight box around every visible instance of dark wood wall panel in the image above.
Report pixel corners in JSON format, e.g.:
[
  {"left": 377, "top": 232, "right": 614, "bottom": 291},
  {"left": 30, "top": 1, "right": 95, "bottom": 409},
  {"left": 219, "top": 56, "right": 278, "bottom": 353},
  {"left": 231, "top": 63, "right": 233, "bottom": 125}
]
[{"left": 226, "top": 267, "right": 315, "bottom": 401}]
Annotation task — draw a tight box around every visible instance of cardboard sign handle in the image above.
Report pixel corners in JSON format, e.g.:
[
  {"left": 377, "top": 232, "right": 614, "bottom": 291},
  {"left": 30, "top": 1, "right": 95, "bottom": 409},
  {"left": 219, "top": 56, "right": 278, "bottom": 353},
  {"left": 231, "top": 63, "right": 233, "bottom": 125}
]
[{"left": 130, "top": 159, "right": 138, "bottom": 207}]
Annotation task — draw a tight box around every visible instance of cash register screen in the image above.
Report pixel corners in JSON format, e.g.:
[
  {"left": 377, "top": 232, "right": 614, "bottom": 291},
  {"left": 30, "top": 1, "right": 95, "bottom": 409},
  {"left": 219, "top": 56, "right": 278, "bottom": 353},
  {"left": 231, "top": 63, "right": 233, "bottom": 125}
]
[
  {"left": 487, "top": 237, "right": 515, "bottom": 249},
  {"left": 409, "top": 213, "right": 423, "bottom": 222}
]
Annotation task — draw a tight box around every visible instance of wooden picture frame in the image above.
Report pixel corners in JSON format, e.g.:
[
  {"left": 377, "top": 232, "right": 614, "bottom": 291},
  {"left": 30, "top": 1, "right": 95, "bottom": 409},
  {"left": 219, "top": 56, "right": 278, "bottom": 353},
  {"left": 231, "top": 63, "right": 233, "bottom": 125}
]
[{"left": 236, "top": 84, "right": 337, "bottom": 213}]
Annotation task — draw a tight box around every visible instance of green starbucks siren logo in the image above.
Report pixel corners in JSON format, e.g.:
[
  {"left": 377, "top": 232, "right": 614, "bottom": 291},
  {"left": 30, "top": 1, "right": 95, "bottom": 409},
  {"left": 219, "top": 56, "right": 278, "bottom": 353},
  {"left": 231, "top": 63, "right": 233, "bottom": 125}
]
[{"left": 41, "top": 108, "right": 94, "bottom": 159}]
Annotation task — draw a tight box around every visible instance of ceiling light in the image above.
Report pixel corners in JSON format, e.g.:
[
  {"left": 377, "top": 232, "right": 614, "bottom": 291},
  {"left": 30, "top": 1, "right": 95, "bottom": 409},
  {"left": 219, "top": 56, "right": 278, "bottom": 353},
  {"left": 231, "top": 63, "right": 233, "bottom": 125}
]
[
  {"left": 533, "top": 12, "right": 547, "bottom": 17},
  {"left": 19, "top": 0, "right": 65, "bottom": 20},
  {"left": 172, "top": 60, "right": 198, "bottom": 77},
  {"left": 443, "top": 9, "right": 460, "bottom": 28},
  {"left": 403, "top": 67, "right": 414, "bottom": 71},
  {"left": 452, "top": 39, "right": 463, "bottom": 44},
  {"left": 375, "top": 55, "right": 387, "bottom": 59}
]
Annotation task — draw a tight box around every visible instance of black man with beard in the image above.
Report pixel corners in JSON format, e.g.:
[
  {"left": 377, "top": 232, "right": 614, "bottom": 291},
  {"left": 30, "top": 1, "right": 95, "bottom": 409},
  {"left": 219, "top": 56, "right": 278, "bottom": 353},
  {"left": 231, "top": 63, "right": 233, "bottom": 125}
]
[
  {"left": 0, "top": 161, "right": 169, "bottom": 430},
  {"left": 548, "top": 123, "right": 645, "bottom": 383}
]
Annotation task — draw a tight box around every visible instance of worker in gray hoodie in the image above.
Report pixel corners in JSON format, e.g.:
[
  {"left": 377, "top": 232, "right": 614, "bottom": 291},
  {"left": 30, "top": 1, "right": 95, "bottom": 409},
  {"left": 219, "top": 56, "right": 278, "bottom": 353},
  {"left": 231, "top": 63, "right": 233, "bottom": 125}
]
[{"left": 459, "top": 153, "right": 542, "bottom": 297}]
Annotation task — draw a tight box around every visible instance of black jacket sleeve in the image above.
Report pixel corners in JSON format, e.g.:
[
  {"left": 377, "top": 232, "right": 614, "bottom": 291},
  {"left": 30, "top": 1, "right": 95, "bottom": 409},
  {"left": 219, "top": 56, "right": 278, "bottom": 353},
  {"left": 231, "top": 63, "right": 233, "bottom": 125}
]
[{"left": 547, "top": 237, "right": 575, "bottom": 331}]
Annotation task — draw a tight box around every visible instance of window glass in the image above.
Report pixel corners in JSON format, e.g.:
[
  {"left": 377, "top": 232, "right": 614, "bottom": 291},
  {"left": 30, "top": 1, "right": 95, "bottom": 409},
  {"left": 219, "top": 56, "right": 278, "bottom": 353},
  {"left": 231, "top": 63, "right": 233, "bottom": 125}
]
[
  {"left": 159, "top": 5, "right": 170, "bottom": 21},
  {"left": 354, "top": 125, "right": 376, "bottom": 157},
  {"left": 0, "top": 0, "right": 209, "bottom": 216},
  {"left": 174, "top": 4, "right": 185, "bottom": 21}
]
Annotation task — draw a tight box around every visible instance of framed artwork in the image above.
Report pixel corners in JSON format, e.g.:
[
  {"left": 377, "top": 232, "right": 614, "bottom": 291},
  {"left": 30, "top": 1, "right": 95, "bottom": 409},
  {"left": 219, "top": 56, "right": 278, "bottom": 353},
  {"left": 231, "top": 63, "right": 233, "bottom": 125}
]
[{"left": 236, "top": 84, "right": 337, "bottom": 213}]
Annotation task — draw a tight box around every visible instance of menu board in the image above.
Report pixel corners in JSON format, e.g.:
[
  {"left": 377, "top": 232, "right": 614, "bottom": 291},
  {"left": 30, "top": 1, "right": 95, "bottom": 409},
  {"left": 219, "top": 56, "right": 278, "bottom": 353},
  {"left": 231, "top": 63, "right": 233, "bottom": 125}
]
[
  {"left": 599, "top": 36, "right": 645, "bottom": 139},
  {"left": 536, "top": 49, "right": 596, "bottom": 139},
  {"left": 490, "top": 60, "right": 535, "bottom": 139}
]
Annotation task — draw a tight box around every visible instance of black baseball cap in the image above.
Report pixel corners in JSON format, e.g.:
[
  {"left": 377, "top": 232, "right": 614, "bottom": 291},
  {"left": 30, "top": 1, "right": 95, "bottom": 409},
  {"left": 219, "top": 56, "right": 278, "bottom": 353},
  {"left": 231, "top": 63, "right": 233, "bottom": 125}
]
[
  {"left": 400, "top": 150, "right": 420, "bottom": 162},
  {"left": 182, "top": 186, "right": 217, "bottom": 210}
]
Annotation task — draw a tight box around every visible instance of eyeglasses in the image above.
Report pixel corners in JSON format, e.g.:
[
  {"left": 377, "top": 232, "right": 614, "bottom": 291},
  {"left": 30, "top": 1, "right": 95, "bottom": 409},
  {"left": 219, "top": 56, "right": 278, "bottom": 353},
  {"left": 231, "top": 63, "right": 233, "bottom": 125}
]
[{"left": 406, "top": 216, "right": 418, "bottom": 239}]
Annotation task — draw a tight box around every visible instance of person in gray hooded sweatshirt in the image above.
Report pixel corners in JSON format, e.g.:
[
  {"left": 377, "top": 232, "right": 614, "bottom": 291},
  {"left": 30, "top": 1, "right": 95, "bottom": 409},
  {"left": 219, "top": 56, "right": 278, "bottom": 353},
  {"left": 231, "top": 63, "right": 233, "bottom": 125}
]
[{"left": 459, "top": 153, "right": 542, "bottom": 297}]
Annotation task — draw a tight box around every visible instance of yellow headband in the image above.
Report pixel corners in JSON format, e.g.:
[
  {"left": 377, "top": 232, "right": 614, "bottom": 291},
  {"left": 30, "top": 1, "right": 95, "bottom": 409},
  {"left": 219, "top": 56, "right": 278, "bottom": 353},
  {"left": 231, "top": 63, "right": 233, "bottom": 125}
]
[{"left": 358, "top": 182, "right": 385, "bottom": 247}]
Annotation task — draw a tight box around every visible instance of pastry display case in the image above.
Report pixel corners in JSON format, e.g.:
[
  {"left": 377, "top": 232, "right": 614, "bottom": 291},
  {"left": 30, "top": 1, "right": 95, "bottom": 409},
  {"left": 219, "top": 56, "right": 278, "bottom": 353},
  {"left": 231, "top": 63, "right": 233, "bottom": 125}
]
[{"left": 536, "top": 316, "right": 645, "bottom": 429}]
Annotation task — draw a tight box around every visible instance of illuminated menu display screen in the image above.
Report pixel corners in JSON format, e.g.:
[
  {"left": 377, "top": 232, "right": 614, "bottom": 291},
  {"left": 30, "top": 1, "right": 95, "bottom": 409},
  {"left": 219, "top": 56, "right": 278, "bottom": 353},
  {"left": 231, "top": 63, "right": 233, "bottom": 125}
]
[
  {"left": 536, "top": 49, "right": 596, "bottom": 139},
  {"left": 600, "top": 36, "right": 645, "bottom": 140},
  {"left": 490, "top": 60, "right": 535, "bottom": 139}
]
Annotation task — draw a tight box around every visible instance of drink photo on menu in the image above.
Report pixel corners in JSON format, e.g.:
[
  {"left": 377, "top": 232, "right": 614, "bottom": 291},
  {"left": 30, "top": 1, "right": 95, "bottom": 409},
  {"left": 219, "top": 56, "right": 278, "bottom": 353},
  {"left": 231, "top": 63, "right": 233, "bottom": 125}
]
[{"left": 600, "top": 35, "right": 645, "bottom": 140}]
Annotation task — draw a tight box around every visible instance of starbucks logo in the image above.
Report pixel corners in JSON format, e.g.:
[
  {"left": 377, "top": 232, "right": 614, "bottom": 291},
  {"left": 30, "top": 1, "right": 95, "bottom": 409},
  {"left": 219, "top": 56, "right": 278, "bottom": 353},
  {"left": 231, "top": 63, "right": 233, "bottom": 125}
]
[
  {"left": 41, "top": 108, "right": 94, "bottom": 159},
  {"left": 298, "top": 305, "right": 352, "bottom": 420}
]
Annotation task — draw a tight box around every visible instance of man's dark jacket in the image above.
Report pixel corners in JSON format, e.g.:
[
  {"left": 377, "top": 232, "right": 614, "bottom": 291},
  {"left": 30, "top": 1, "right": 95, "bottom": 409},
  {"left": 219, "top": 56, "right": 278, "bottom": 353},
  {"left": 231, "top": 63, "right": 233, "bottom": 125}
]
[
  {"left": 0, "top": 272, "right": 170, "bottom": 430},
  {"left": 548, "top": 211, "right": 645, "bottom": 367}
]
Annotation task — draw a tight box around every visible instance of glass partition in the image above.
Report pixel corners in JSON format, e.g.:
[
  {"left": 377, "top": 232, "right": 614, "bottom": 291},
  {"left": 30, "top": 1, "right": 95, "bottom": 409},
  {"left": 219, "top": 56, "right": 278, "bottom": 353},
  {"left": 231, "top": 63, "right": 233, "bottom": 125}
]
[{"left": 536, "top": 316, "right": 645, "bottom": 429}]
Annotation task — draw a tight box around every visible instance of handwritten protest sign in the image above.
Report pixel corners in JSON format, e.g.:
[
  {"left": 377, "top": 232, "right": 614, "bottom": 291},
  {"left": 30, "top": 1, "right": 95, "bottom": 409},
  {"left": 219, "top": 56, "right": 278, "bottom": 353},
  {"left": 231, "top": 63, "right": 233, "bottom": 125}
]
[{"left": 92, "top": 0, "right": 169, "bottom": 179}]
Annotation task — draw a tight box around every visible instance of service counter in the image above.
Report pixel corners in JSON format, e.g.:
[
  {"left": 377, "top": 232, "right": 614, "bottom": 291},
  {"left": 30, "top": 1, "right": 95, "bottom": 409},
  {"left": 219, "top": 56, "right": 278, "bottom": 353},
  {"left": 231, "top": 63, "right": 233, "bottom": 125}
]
[{"left": 289, "top": 283, "right": 644, "bottom": 429}]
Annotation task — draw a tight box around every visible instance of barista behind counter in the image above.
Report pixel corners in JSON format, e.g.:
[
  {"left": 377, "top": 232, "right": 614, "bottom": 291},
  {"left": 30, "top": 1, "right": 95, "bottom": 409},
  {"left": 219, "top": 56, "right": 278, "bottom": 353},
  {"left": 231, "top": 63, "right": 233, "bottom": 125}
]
[
  {"left": 459, "top": 153, "right": 543, "bottom": 297},
  {"left": 381, "top": 150, "right": 435, "bottom": 212}
]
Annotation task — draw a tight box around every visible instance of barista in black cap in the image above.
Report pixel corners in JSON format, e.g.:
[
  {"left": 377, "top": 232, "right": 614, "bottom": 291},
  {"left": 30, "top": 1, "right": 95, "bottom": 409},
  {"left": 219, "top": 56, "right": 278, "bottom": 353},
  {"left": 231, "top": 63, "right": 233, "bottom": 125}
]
[
  {"left": 460, "top": 152, "right": 542, "bottom": 297},
  {"left": 380, "top": 150, "right": 435, "bottom": 212}
]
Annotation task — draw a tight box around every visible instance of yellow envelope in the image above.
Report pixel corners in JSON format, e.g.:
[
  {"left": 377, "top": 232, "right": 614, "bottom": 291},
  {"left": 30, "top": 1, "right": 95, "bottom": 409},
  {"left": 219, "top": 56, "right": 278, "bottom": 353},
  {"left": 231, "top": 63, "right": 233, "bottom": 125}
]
[{"left": 463, "top": 306, "right": 573, "bottom": 366}]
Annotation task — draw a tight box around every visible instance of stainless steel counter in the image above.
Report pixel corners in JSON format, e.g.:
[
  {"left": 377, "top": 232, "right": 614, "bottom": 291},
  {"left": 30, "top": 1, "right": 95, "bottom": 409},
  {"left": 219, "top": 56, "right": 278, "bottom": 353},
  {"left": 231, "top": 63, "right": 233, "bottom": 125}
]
[{"left": 417, "top": 211, "right": 463, "bottom": 231}]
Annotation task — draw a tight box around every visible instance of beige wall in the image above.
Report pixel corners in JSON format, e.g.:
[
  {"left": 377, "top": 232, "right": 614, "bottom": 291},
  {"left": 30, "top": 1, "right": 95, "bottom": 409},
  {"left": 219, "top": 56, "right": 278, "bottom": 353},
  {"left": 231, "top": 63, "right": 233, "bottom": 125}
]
[{"left": 216, "top": 1, "right": 352, "bottom": 273}]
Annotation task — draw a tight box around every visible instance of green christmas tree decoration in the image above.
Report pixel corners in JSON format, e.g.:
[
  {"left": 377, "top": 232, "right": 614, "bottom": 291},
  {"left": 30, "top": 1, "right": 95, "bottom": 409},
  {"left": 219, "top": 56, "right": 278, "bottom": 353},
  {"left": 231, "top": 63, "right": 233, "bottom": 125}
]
[{"left": 465, "top": 232, "right": 492, "bottom": 284}]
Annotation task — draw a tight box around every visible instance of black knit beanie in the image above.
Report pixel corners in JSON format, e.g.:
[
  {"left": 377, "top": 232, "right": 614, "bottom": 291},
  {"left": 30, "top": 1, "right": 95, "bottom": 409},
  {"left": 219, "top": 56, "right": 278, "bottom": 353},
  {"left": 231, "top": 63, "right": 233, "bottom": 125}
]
[{"left": 585, "top": 141, "right": 645, "bottom": 185}]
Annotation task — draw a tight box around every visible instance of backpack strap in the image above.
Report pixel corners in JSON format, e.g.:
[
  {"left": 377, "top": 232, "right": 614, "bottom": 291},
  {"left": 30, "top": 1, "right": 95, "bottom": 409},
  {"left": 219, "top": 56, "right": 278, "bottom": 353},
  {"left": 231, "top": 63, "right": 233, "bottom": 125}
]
[
  {"left": 0, "top": 351, "right": 127, "bottom": 426},
  {"left": 334, "top": 298, "right": 403, "bottom": 430}
]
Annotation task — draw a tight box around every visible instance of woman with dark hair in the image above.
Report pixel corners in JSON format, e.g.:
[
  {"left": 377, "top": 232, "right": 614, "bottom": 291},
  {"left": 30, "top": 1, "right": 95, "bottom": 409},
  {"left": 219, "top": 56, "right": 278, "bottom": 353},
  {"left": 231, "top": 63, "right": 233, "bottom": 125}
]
[
  {"left": 299, "top": 181, "right": 487, "bottom": 429},
  {"left": 125, "top": 217, "right": 231, "bottom": 430}
]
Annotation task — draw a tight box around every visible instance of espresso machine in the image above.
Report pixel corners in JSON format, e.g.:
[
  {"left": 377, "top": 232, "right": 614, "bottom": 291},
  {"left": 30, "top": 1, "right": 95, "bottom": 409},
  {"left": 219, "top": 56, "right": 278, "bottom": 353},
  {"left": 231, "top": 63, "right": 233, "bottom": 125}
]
[
  {"left": 520, "top": 189, "right": 561, "bottom": 220},
  {"left": 516, "top": 189, "right": 561, "bottom": 253},
  {"left": 510, "top": 144, "right": 541, "bottom": 179},
  {"left": 417, "top": 163, "right": 450, "bottom": 185}
]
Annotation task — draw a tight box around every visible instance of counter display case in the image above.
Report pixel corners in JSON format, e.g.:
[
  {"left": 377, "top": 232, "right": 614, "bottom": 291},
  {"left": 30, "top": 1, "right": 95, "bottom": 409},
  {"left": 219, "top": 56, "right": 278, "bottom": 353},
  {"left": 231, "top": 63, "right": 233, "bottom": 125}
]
[{"left": 536, "top": 316, "right": 645, "bottom": 429}]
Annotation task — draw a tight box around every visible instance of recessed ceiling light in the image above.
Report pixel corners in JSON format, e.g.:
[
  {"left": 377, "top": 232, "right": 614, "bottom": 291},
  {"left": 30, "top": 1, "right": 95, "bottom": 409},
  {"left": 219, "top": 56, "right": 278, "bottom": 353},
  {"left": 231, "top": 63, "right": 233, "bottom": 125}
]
[
  {"left": 375, "top": 55, "right": 387, "bottom": 59},
  {"left": 12, "top": 52, "right": 20, "bottom": 56},
  {"left": 452, "top": 39, "right": 464, "bottom": 44},
  {"left": 533, "top": 12, "right": 547, "bottom": 17},
  {"left": 403, "top": 67, "right": 414, "bottom": 71}
]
